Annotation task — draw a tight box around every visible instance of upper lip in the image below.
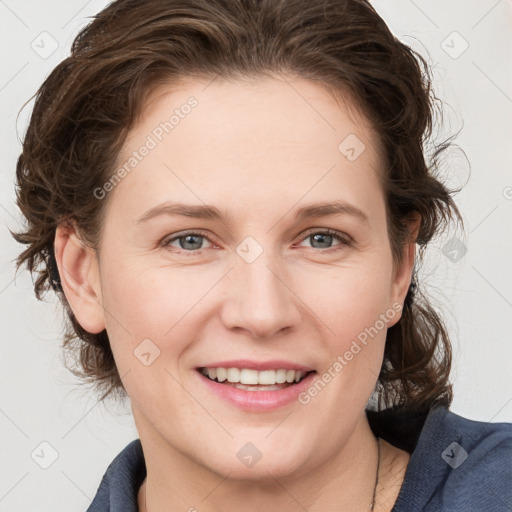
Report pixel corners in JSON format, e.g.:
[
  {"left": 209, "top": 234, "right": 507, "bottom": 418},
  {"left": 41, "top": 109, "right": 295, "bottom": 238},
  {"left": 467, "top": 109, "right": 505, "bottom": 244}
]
[{"left": 196, "top": 359, "right": 315, "bottom": 372}]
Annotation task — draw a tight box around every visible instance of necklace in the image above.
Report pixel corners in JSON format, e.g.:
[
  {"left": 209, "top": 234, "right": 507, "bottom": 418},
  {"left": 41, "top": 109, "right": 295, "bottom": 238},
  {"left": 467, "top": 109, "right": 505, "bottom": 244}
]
[
  {"left": 142, "top": 436, "right": 381, "bottom": 512},
  {"left": 370, "top": 436, "right": 381, "bottom": 511}
]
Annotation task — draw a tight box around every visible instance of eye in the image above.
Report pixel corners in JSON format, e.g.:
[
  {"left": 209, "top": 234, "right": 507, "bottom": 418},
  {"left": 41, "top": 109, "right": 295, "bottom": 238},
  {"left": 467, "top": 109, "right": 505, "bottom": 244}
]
[
  {"left": 295, "top": 228, "right": 352, "bottom": 252},
  {"left": 161, "top": 228, "right": 352, "bottom": 256},
  {"left": 161, "top": 231, "right": 214, "bottom": 254}
]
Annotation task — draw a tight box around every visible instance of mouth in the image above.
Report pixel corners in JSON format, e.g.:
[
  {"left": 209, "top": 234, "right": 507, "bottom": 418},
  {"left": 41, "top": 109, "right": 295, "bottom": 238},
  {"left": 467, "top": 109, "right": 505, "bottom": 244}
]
[{"left": 197, "top": 367, "right": 315, "bottom": 391}]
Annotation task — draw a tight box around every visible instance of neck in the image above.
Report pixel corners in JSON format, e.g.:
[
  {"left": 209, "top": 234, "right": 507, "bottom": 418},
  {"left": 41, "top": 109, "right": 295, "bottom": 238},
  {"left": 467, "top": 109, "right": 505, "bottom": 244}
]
[{"left": 136, "top": 410, "right": 386, "bottom": 512}]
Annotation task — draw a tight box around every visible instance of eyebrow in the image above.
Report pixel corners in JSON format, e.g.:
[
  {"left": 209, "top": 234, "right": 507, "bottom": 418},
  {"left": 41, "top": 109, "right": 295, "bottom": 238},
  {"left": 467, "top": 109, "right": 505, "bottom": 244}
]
[{"left": 134, "top": 200, "right": 369, "bottom": 225}]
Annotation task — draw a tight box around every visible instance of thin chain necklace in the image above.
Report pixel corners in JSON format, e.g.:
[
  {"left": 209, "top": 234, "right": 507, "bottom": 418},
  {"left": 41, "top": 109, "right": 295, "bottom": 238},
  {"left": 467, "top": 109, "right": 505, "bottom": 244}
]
[
  {"left": 370, "top": 436, "right": 381, "bottom": 511},
  {"left": 143, "top": 436, "right": 381, "bottom": 512}
]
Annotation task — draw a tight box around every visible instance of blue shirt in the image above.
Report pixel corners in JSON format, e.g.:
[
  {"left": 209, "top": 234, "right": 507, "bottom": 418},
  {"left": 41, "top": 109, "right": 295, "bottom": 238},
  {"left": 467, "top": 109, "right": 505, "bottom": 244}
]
[{"left": 86, "top": 405, "right": 512, "bottom": 511}]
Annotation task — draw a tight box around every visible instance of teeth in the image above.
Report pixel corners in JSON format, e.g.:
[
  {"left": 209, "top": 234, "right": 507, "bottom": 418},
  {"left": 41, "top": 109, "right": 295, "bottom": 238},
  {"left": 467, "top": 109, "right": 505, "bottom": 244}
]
[
  {"left": 230, "top": 382, "right": 288, "bottom": 391},
  {"left": 200, "top": 367, "right": 308, "bottom": 385},
  {"left": 240, "top": 369, "right": 259, "bottom": 384},
  {"left": 275, "top": 369, "right": 287, "bottom": 383},
  {"left": 227, "top": 368, "right": 240, "bottom": 382},
  {"left": 216, "top": 367, "right": 227, "bottom": 382},
  {"left": 258, "top": 370, "right": 276, "bottom": 385}
]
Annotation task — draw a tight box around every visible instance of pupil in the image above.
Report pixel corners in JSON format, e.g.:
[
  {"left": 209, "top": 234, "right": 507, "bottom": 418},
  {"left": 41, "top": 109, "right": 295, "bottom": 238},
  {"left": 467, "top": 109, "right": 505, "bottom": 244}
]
[
  {"left": 181, "top": 235, "right": 202, "bottom": 250},
  {"left": 311, "top": 233, "right": 332, "bottom": 248}
]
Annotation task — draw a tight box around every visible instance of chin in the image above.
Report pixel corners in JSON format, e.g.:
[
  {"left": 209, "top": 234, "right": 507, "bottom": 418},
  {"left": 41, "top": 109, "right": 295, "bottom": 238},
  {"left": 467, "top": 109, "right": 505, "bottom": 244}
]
[
  {"left": 191, "top": 434, "right": 314, "bottom": 482},
  {"left": 208, "top": 457, "right": 308, "bottom": 483}
]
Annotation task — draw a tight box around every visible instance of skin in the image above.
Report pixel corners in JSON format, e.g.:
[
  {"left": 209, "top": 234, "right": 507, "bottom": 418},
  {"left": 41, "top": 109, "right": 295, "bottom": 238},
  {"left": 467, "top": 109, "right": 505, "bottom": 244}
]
[{"left": 54, "top": 74, "right": 418, "bottom": 511}]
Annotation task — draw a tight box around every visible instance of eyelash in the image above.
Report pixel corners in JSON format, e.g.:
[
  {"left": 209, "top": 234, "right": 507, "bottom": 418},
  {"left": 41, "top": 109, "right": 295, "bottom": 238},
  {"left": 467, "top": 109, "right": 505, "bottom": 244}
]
[{"left": 160, "top": 228, "right": 352, "bottom": 255}]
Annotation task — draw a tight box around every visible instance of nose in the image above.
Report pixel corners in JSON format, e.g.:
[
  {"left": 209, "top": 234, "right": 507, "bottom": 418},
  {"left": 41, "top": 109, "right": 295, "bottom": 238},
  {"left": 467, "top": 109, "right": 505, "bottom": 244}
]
[{"left": 220, "top": 248, "right": 302, "bottom": 339}]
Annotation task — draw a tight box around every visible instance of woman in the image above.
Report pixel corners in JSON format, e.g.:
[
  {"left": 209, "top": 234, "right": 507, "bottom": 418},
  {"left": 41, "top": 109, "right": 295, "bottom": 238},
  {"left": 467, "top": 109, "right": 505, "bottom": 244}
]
[{"left": 12, "top": 0, "right": 511, "bottom": 511}]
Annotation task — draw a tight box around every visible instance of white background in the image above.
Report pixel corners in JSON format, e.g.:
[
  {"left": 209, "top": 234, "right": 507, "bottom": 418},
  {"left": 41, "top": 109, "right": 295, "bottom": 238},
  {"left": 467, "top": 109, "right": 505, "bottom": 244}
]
[{"left": 1, "top": 1, "right": 511, "bottom": 510}]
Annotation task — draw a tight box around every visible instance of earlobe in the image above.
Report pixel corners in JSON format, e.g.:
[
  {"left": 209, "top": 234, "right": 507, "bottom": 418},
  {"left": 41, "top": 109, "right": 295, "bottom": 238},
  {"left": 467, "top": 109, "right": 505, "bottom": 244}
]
[
  {"left": 388, "top": 213, "right": 421, "bottom": 326},
  {"left": 54, "top": 222, "right": 106, "bottom": 334}
]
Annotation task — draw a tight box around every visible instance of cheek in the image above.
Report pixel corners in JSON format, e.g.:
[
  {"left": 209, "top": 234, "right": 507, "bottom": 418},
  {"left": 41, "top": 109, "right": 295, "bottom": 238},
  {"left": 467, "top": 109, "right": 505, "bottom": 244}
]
[
  {"left": 316, "top": 263, "right": 393, "bottom": 335},
  {"left": 99, "top": 257, "right": 212, "bottom": 365},
  {"left": 309, "top": 262, "right": 394, "bottom": 399}
]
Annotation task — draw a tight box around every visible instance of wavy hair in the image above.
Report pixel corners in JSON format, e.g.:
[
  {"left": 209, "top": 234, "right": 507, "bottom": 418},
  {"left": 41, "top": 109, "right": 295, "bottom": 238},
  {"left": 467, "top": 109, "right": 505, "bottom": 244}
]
[{"left": 12, "top": 0, "right": 463, "bottom": 410}]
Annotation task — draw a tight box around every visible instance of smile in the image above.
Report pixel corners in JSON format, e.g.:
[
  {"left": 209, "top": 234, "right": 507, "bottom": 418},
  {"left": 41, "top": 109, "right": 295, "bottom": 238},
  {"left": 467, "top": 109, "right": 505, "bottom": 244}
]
[
  {"left": 200, "top": 367, "right": 311, "bottom": 389},
  {"left": 196, "top": 366, "right": 317, "bottom": 411}
]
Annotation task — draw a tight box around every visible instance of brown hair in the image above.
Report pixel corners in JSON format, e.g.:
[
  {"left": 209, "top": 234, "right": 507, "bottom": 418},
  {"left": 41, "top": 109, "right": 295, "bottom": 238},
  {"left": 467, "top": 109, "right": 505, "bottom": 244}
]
[{"left": 12, "top": 0, "right": 463, "bottom": 411}]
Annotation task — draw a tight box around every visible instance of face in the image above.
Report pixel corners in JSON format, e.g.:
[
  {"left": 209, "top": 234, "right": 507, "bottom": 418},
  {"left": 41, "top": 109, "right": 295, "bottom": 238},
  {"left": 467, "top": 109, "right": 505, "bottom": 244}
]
[{"left": 59, "top": 75, "right": 414, "bottom": 481}]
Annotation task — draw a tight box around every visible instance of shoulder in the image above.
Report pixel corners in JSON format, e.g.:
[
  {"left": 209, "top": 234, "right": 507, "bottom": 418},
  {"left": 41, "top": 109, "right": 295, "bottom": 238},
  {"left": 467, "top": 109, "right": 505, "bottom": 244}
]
[
  {"left": 430, "top": 406, "right": 512, "bottom": 473},
  {"left": 390, "top": 406, "right": 512, "bottom": 512},
  {"left": 435, "top": 408, "right": 512, "bottom": 507}
]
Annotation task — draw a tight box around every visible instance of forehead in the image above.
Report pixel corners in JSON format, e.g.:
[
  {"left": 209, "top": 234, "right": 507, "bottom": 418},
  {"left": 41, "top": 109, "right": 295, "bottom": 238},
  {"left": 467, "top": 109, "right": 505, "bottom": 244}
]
[
  {"left": 109, "top": 75, "right": 387, "bottom": 228},
  {"left": 135, "top": 74, "right": 383, "bottom": 159}
]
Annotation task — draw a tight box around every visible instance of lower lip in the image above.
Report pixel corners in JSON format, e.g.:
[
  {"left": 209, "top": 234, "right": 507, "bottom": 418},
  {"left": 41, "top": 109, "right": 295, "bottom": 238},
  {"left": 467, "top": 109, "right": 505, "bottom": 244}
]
[{"left": 196, "top": 370, "right": 317, "bottom": 412}]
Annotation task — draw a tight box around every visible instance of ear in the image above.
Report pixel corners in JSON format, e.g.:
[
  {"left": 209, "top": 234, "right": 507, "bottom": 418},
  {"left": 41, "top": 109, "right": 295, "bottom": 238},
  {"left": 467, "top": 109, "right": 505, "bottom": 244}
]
[
  {"left": 53, "top": 221, "right": 106, "bottom": 333},
  {"left": 388, "top": 213, "right": 421, "bottom": 327}
]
